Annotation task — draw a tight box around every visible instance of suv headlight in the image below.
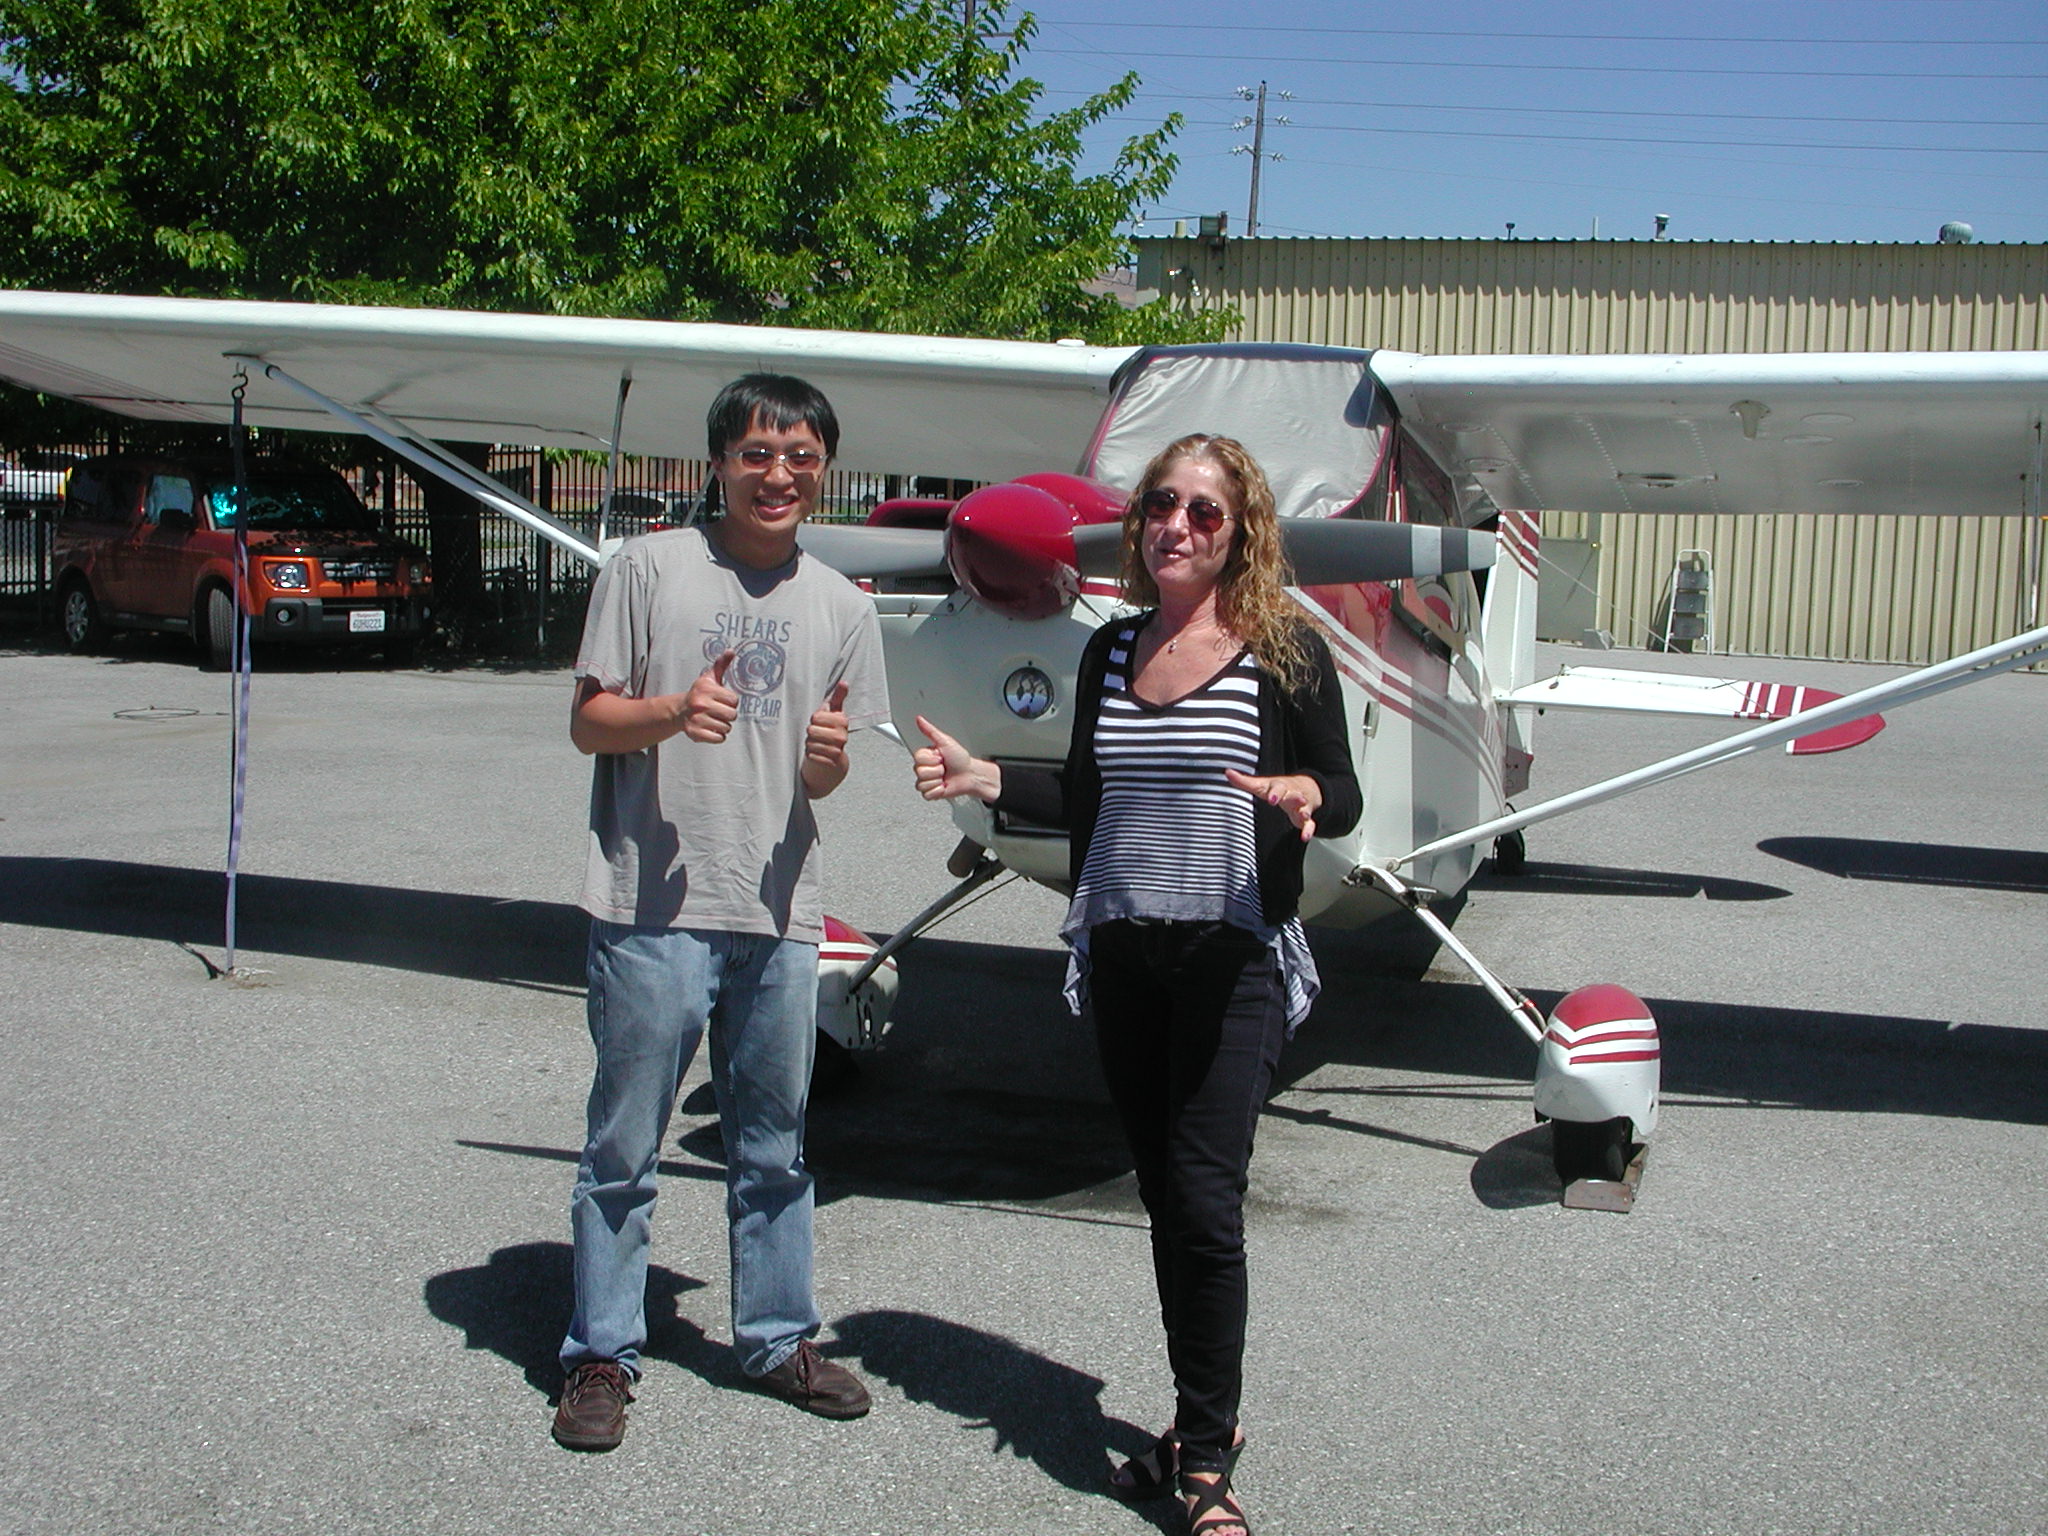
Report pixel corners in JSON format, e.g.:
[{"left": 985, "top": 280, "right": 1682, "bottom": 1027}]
[
  {"left": 266, "top": 560, "right": 311, "bottom": 591},
  {"left": 409, "top": 561, "right": 427, "bottom": 584}
]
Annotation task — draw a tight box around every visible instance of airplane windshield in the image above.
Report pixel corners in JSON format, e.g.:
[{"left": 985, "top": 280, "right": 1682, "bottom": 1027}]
[
  {"left": 204, "top": 471, "right": 379, "bottom": 533},
  {"left": 1085, "top": 345, "right": 1393, "bottom": 520}
]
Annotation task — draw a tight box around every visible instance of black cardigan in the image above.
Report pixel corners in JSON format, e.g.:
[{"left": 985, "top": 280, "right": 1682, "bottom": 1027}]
[{"left": 993, "top": 614, "right": 1364, "bottom": 927}]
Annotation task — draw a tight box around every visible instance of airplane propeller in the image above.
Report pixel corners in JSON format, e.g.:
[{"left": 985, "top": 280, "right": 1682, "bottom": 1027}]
[
  {"left": 795, "top": 523, "right": 949, "bottom": 580},
  {"left": 1068, "top": 517, "right": 1498, "bottom": 586},
  {"left": 799, "top": 476, "right": 1498, "bottom": 603}
]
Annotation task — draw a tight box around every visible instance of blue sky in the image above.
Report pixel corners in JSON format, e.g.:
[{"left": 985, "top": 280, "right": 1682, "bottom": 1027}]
[{"left": 997, "top": 0, "right": 2047, "bottom": 244}]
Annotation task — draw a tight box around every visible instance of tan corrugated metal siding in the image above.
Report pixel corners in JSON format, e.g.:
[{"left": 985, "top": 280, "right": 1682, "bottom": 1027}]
[{"left": 1135, "top": 237, "right": 2048, "bottom": 663}]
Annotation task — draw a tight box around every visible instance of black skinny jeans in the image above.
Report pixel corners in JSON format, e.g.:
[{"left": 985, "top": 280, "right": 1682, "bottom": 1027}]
[{"left": 1088, "top": 917, "right": 1288, "bottom": 1475}]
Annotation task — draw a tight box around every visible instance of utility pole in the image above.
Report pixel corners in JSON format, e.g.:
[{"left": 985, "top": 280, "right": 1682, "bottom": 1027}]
[{"left": 1232, "top": 83, "right": 1290, "bottom": 237}]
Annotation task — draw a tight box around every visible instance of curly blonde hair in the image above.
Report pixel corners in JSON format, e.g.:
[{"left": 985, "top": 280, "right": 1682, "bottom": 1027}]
[{"left": 1118, "top": 433, "right": 1314, "bottom": 692}]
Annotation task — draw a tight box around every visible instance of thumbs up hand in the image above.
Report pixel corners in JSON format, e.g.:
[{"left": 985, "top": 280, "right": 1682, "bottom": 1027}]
[
  {"left": 912, "top": 716, "right": 1002, "bottom": 803},
  {"left": 681, "top": 650, "right": 741, "bottom": 743},
  {"left": 800, "top": 678, "right": 855, "bottom": 798},
  {"left": 805, "top": 679, "right": 852, "bottom": 771}
]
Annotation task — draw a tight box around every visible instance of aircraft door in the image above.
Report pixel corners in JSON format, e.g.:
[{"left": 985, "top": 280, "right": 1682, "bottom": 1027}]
[{"left": 1391, "top": 431, "right": 1500, "bottom": 887}]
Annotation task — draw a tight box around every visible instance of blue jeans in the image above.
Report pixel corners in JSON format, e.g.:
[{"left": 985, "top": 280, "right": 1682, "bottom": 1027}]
[{"left": 560, "top": 921, "right": 821, "bottom": 1379}]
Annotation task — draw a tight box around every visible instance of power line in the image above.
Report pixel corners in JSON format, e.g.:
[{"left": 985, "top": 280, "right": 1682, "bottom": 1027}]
[
  {"left": 1043, "top": 21, "right": 2048, "bottom": 49},
  {"left": 1178, "top": 119, "right": 2048, "bottom": 156},
  {"left": 1073, "top": 112, "right": 2048, "bottom": 186},
  {"left": 1260, "top": 151, "right": 2041, "bottom": 223},
  {"left": 1034, "top": 85, "right": 2046, "bottom": 131},
  {"left": 1174, "top": 135, "right": 2044, "bottom": 190},
  {"left": 1031, "top": 47, "right": 2047, "bottom": 82}
]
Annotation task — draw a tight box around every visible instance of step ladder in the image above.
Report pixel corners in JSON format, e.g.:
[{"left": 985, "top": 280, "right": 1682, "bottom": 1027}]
[{"left": 1660, "top": 548, "right": 1713, "bottom": 652}]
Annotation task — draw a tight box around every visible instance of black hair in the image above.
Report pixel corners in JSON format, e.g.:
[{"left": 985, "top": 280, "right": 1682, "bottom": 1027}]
[{"left": 706, "top": 373, "right": 840, "bottom": 460}]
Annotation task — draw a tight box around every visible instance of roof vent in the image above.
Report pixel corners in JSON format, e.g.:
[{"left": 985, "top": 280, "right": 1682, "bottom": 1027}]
[{"left": 1938, "top": 221, "right": 1975, "bottom": 245}]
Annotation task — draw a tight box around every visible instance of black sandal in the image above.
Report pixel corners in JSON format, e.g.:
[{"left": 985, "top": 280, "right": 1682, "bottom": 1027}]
[
  {"left": 1112, "top": 1425, "right": 1244, "bottom": 1500},
  {"left": 1109, "top": 1431, "right": 1178, "bottom": 1500},
  {"left": 1179, "top": 1469, "right": 1251, "bottom": 1536}
]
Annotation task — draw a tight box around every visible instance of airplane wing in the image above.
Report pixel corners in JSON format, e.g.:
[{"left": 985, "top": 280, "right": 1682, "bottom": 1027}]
[
  {"left": 1370, "top": 349, "right": 2048, "bottom": 521},
  {"left": 9, "top": 291, "right": 2041, "bottom": 521},
  {"left": 0, "top": 291, "right": 1137, "bottom": 485}
]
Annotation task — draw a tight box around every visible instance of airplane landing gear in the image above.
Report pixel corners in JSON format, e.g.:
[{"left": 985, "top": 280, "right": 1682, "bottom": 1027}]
[
  {"left": 814, "top": 842, "right": 1010, "bottom": 1057},
  {"left": 1347, "top": 865, "right": 1660, "bottom": 1208},
  {"left": 1549, "top": 1115, "right": 1633, "bottom": 1184},
  {"left": 1534, "top": 984, "right": 1659, "bottom": 1208}
]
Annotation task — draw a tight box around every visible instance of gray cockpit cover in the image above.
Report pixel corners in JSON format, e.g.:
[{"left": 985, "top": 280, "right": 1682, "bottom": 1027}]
[{"left": 1079, "top": 345, "right": 1388, "bottom": 518}]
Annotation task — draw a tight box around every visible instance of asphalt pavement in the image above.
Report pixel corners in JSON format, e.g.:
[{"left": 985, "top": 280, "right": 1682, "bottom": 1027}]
[{"left": 1, "top": 631, "right": 2043, "bottom": 1535}]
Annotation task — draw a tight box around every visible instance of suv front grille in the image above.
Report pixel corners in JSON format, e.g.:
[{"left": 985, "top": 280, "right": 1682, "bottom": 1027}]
[{"left": 324, "top": 559, "right": 396, "bottom": 583}]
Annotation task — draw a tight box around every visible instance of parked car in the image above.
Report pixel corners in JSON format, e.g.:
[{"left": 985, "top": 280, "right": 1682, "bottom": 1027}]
[{"left": 52, "top": 452, "right": 432, "bottom": 667}]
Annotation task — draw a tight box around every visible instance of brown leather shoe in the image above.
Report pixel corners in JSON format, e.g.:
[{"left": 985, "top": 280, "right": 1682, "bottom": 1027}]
[
  {"left": 750, "top": 1340, "right": 870, "bottom": 1419},
  {"left": 552, "top": 1359, "right": 634, "bottom": 1450}
]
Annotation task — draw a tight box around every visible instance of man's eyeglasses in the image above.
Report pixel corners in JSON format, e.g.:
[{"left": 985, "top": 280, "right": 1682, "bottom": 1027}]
[
  {"left": 727, "top": 446, "right": 826, "bottom": 474},
  {"left": 1139, "top": 486, "right": 1235, "bottom": 535}
]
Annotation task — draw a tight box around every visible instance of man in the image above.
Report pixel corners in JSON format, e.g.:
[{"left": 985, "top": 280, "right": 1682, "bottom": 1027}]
[{"left": 552, "top": 374, "right": 889, "bottom": 1451}]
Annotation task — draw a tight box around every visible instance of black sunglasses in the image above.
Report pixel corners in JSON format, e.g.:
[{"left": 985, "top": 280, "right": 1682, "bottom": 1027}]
[{"left": 1138, "top": 486, "right": 1236, "bottom": 535}]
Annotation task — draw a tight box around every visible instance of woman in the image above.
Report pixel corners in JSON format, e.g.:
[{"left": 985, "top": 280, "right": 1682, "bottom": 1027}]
[{"left": 913, "top": 435, "right": 1362, "bottom": 1536}]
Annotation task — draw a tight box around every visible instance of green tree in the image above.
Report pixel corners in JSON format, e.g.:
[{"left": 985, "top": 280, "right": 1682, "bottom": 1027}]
[
  {"left": 0, "top": 0, "right": 1227, "bottom": 633},
  {"left": 0, "top": 0, "right": 1218, "bottom": 344}
]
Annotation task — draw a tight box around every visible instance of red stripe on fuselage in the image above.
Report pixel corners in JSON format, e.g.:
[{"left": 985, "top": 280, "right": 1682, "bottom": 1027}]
[
  {"left": 1499, "top": 511, "right": 1540, "bottom": 579},
  {"left": 1294, "top": 588, "right": 1503, "bottom": 790}
]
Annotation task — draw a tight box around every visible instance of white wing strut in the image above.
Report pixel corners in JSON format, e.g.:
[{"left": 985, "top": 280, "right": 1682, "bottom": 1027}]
[
  {"left": 1390, "top": 621, "right": 2048, "bottom": 869},
  {"left": 247, "top": 358, "right": 602, "bottom": 566}
]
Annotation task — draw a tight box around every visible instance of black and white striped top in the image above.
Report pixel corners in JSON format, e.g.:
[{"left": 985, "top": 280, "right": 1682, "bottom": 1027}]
[{"left": 1066, "top": 623, "right": 1267, "bottom": 934}]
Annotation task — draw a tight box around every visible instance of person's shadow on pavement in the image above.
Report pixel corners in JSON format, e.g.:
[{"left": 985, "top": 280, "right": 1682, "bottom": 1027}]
[
  {"left": 834, "top": 1309, "right": 1162, "bottom": 1515},
  {"left": 424, "top": 1240, "right": 727, "bottom": 1399}
]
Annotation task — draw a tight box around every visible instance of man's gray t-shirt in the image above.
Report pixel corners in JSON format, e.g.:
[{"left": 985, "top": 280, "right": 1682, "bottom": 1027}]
[{"left": 575, "top": 527, "right": 889, "bottom": 943}]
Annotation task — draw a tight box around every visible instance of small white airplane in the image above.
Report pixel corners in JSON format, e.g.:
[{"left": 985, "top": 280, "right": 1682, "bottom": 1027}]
[{"left": 4, "top": 290, "right": 2044, "bottom": 1195}]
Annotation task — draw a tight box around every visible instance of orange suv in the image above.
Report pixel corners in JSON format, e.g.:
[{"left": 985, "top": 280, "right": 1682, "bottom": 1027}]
[{"left": 53, "top": 452, "right": 432, "bottom": 667}]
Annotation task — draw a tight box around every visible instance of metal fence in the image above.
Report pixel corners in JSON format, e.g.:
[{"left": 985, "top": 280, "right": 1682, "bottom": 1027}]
[{"left": 0, "top": 437, "right": 923, "bottom": 651}]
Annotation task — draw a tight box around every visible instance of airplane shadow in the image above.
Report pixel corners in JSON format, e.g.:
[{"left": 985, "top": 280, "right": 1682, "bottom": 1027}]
[
  {"left": 1758, "top": 836, "right": 2048, "bottom": 894},
  {"left": 13, "top": 856, "right": 2047, "bottom": 1216},
  {"left": 1288, "top": 943, "right": 2048, "bottom": 1142},
  {"left": 1469, "top": 861, "right": 1790, "bottom": 901},
  {"left": 0, "top": 854, "right": 586, "bottom": 990},
  {"left": 0, "top": 854, "right": 1130, "bottom": 1207}
]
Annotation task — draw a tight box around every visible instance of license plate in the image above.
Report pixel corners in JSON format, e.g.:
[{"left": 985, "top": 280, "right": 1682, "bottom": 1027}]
[{"left": 349, "top": 610, "right": 387, "bottom": 633}]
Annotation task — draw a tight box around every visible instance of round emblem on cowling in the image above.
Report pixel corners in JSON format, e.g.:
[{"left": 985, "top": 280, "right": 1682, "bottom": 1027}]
[{"left": 1003, "top": 666, "right": 1054, "bottom": 720}]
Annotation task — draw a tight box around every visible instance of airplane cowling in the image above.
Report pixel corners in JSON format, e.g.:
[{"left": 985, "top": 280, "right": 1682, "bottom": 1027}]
[
  {"left": 1011, "top": 471, "right": 1128, "bottom": 524},
  {"left": 1533, "top": 983, "right": 1660, "bottom": 1139},
  {"left": 946, "top": 481, "right": 1084, "bottom": 620}
]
